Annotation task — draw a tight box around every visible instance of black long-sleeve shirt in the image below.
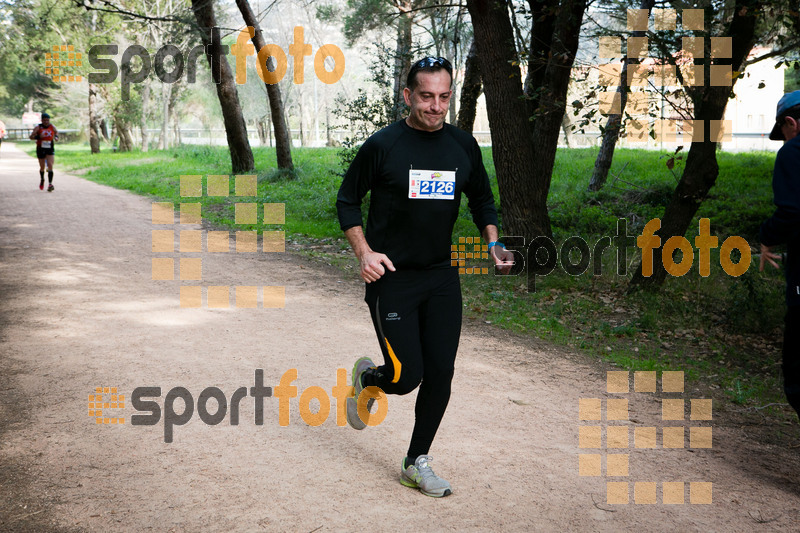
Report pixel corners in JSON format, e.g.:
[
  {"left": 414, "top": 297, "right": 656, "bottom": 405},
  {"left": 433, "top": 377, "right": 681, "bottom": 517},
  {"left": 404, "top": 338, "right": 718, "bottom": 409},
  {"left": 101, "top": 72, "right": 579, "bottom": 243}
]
[
  {"left": 336, "top": 120, "right": 499, "bottom": 270},
  {"left": 760, "top": 134, "right": 800, "bottom": 306}
]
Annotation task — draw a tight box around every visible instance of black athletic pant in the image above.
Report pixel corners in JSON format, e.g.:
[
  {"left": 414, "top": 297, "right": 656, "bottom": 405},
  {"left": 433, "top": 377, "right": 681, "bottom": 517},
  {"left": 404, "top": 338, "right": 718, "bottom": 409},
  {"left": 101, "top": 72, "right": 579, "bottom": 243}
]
[
  {"left": 364, "top": 268, "right": 461, "bottom": 458},
  {"left": 783, "top": 306, "right": 800, "bottom": 419}
]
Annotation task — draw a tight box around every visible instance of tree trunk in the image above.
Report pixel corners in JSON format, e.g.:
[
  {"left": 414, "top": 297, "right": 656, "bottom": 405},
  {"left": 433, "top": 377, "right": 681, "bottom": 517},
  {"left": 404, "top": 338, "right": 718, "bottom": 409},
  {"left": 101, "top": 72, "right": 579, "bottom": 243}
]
[
  {"left": 299, "top": 96, "right": 306, "bottom": 147},
  {"left": 630, "top": 0, "right": 759, "bottom": 288},
  {"left": 326, "top": 103, "right": 333, "bottom": 146},
  {"left": 456, "top": 39, "right": 481, "bottom": 134},
  {"left": 88, "top": 83, "right": 101, "bottom": 154},
  {"left": 116, "top": 116, "right": 133, "bottom": 152},
  {"left": 235, "top": 0, "right": 294, "bottom": 170},
  {"left": 392, "top": 6, "right": 413, "bottom": 121},
  {"left": 159, "top": 83, "right": 170, "bottom": 149},
  {"left": 589, "top": 0, "right": 654, "bottom": 192},
  {"left": 100, "top": 118, "right": 109, "bottom": 141},
  {"left": 169, "top": 82, "right": 180, "bottom": 147},
  {"left": 267, "top": 113, "right": 273, "bottom": 147},
  {"left": 468, "top": 0, "right": 585, "bottom": 240},
  {"left": 191, "top": 0, "right": 254, "bottom": 173},
  {"left": 140, "top": 79, "right": 150, "bottom": 152},
  {"left": 468, "top": 0, "right": 585, "bottom": 290},
  {"left": 257, "top": 118, "right": 266, "bottom": 145}
]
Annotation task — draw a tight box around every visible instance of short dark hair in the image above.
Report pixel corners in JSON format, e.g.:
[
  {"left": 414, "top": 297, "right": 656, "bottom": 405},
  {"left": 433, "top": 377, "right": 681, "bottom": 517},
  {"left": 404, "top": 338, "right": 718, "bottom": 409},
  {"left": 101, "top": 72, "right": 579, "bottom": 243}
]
[
  {"left": 406, "top": 57, "right": 453, "bottom": 91},
  {"left": 41, "top": 113, "right": 50, "bottom": 119},
  {"left": 779, "top": 104, "right": 800, "bottom": 125}
]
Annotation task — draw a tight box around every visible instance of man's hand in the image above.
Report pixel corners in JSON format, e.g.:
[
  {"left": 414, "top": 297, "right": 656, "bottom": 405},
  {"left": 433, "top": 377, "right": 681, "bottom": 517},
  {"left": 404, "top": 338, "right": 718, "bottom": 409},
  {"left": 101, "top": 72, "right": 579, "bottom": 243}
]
[
  {"left": 759, "top": 243, "right": 781, "bottom": 271},
  {"left": 343, "top": 226, "right": 395, "bottom": 283},
  {"left": 491, "top": 245, "right": 515, "bottom": 275},
  {"left": 359, "top": 251, "right": 395, "bottom": 283}
]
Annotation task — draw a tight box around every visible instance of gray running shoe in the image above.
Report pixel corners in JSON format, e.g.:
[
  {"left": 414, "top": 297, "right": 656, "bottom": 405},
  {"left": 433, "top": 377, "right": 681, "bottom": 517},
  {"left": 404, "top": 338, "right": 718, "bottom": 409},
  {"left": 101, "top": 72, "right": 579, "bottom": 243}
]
[
  {"left": 400, "top": 455, "right": 453, "bottom": 497},
  {"left": 346, "top": 356, "right": 375, "bottom": 430}
]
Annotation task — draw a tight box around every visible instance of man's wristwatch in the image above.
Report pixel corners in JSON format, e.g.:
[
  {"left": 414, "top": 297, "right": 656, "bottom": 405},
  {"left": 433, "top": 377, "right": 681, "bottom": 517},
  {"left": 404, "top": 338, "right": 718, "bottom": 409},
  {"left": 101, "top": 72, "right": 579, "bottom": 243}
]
[{"left": 487, "top": 241, "right": 505, "bottom": 250}]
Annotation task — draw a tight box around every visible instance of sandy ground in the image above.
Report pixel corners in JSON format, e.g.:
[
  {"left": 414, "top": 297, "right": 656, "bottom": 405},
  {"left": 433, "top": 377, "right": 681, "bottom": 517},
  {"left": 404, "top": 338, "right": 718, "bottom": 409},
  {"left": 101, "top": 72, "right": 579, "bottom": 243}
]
[{"left": 1, "top": 141, "right": 799, "bottom": 532}]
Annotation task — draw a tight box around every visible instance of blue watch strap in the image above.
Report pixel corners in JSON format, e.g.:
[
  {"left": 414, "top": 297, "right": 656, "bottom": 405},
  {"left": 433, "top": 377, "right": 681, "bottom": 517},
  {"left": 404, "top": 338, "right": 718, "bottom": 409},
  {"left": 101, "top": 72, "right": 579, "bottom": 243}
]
[{"left": 487, "top": 241, "right": 505, "bottom": 250}]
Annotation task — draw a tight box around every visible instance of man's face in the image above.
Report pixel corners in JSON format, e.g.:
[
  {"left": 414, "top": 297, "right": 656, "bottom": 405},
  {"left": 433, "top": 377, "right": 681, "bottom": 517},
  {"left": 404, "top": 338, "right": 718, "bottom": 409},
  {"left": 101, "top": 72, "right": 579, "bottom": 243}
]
[
  {"left": 42, "top": 117, "right": 50, "bottom": 127},
  {"left": 781, "top": 116, "right": 799, "bottom": 141},
  {"left": 403, "top": 70, "right": 452, "bottom": 132}
]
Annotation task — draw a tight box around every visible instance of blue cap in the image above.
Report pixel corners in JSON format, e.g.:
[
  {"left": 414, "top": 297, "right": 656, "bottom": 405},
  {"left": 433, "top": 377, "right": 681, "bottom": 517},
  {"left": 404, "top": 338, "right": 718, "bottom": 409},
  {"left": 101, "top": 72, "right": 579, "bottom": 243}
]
[{"left": 769, "top": 90, "right": 800, "bottom": 140}]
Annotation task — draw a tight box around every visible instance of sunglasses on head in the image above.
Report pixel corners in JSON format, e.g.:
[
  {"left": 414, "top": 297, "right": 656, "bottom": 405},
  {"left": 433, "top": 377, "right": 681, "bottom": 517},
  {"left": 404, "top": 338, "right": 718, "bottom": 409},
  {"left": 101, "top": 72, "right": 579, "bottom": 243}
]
[{"left": 411, "top": 57, "right": 453, "bottom": 73}]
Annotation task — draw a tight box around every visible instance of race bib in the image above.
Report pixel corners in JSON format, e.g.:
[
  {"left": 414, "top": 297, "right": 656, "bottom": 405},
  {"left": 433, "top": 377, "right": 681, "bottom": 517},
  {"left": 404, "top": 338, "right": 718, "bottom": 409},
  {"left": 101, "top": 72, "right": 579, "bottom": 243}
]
[
  {"left": 41, "top": 141, "right": 51, "bottom": 149},
  {"left": 408, "top": 169, "right": 456, "bottom": 200}
]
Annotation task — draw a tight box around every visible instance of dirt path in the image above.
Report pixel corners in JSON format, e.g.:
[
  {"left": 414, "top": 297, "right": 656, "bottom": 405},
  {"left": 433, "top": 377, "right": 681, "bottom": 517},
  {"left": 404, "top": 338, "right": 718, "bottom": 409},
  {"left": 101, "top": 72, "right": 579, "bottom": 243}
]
[{"left": 1, "top": 142, "right": 799, "bottom": 532}]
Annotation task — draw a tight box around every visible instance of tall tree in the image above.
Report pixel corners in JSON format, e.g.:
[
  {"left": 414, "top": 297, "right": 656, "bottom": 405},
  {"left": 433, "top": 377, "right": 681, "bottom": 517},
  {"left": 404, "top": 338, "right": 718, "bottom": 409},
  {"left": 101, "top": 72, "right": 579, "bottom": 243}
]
[
  {"left": 330, "top": 0, "right": 422, "bottom": 121},
  {"left": 588, "top": 0, "right": 655, "bottom": 192},
  {"left": 467, "top": 0, "right": 587, "bottom": 254},
  {"left": 235, "top": 0, "right": 294, "bottom": 170},
  {"left": 631, "top": 0, "right": 800, "bottom": 288},
  {"left": 190, "top": 0, "right": 254, "bottom": 173},
  {"left": 456, "top": 39, "right": 482, "bottom": 133}
]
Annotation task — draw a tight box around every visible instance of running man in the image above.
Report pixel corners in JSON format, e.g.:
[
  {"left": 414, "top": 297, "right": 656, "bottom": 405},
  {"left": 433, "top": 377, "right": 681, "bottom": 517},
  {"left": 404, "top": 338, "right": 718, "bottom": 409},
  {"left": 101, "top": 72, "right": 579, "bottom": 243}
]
[
  {"left": 759, "top": 90, "right": 800, "bottom": 421},
  {"left": 336, "top": 57, "right": 514, "bottom": 497},
  {"left": 0, "top": 119, "right": 6, "bottom": 157},
  {"left": 30, "top": 113, "right": 58, "bottom": 191}
]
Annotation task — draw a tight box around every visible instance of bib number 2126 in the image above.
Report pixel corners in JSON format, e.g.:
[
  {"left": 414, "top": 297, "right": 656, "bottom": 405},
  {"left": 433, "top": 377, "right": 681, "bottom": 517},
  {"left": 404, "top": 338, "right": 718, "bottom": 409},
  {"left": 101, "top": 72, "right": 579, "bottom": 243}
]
[{"left": 408, "top": 169, "right": 456, "bottom": 200}]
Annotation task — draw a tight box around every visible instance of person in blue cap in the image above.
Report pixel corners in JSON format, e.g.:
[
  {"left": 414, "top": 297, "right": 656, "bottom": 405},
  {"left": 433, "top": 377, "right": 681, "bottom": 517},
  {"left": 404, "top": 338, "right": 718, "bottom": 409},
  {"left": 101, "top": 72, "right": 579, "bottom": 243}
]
[{"left": 759, "top": 89, "right": 800, "bottom": 420}]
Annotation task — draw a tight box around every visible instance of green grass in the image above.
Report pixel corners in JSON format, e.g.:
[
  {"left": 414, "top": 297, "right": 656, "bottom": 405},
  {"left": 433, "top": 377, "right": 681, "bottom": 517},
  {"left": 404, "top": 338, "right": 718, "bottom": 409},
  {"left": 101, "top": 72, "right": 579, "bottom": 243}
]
[{"left": 22, "top": 140, "right": 797, "bottom": 428}]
